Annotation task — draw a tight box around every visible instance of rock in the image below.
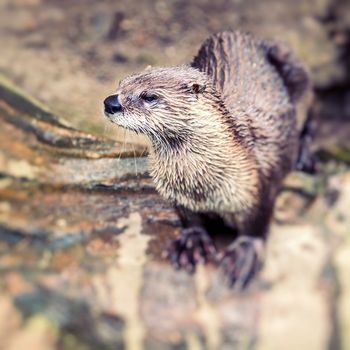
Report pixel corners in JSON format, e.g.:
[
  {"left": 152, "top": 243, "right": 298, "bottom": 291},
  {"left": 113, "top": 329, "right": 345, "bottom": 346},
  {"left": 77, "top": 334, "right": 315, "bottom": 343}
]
[{"left": 0, "top": 4, "right": 350, "bottom": 346}]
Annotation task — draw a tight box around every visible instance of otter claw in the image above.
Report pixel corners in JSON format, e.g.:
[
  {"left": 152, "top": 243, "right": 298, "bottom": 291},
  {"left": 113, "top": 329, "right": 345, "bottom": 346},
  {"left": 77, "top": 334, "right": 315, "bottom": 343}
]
[
  {"left": 221, "top": 236, "right": 263, "bottom": 289},
  {"left": 164, "top": 227, "right": 216, "bottom": 273}
]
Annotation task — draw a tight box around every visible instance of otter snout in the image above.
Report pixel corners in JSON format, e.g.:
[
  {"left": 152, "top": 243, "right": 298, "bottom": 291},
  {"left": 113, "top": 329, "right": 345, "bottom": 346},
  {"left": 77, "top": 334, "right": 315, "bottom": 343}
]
[{"left": 104, "top": 95, "right": 122, "bottom": 114}]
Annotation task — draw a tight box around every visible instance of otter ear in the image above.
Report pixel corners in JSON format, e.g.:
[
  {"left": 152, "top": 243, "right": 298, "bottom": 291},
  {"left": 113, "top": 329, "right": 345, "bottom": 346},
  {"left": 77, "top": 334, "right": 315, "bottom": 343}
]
[{"left": 191, "top": 83, "right": 206, "bottom": 94}]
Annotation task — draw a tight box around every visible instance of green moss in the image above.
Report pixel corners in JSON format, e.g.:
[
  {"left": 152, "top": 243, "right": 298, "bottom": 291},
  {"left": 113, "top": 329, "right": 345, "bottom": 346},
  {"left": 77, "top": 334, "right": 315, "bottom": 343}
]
[
  {"left": 60, "top": 333, "right": 94, "bottom": 350},
  {"left": 318, "top": 147, "right": 350, "bottom": 164}
]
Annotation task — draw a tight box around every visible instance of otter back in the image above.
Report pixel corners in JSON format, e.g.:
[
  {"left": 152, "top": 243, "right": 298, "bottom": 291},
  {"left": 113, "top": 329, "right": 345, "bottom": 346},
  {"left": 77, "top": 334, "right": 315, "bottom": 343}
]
[{"left": 191, "top": 31, "right": 312, "bottom": 135}]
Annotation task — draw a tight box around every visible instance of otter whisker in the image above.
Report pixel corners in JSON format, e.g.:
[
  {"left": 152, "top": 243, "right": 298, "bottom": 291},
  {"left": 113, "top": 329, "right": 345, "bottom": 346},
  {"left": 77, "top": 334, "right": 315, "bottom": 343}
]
[
  {"left": 103, "top": 122, "right": 108, "bottom": 136},
  {"left": 132, "top": 141, "right": 138, "bottom": 176},
  {"left": 119, "top": 128, "right": 127, "bottom": 160}
]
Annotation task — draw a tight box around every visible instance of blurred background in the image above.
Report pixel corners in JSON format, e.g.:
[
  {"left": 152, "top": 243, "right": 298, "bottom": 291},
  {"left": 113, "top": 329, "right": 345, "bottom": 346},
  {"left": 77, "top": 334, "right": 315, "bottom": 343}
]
[
  {"left": 0, "top": 1, "right": 350, "bottom": 350},
  {"left": 1, "top": 0, "right": 349, "bottom": 146}
]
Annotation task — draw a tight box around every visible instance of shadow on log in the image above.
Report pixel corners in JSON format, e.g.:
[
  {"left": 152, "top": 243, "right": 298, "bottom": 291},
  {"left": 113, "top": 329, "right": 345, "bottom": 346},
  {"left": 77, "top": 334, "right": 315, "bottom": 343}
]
[{"left": 0, "top": 75, "right": 350, "bottom": 349}]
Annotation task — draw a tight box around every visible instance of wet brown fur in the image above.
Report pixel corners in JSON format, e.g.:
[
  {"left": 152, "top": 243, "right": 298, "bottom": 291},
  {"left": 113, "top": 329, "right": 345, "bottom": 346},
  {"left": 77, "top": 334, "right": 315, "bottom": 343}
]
[{"left": 105, "top": 31, "right": 312, "bottom": 239}]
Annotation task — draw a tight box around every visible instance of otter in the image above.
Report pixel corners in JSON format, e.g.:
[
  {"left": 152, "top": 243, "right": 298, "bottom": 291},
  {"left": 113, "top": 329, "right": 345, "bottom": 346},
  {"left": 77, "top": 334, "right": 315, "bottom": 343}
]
[{"left": 103, "top": 31, "right": 313, "bottom": 288}]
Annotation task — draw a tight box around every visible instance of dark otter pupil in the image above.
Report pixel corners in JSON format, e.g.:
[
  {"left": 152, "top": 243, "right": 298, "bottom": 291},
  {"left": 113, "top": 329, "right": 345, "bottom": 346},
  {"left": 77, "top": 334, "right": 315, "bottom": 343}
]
[{"left": 141, "top": 92, "right": 158, "bottom": 103}]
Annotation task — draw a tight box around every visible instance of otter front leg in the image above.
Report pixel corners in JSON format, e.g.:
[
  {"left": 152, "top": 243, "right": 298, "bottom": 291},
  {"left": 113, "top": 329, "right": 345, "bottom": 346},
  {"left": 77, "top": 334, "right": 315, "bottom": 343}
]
[
  {"left": 164, "top": 206, "right": 216, "bottom": 273},
  {"left": 221, "top": 236, "right": 264, "bottom": 289},
  {"left": 220, "top": 207, "right": 270, "bottom": 289}
]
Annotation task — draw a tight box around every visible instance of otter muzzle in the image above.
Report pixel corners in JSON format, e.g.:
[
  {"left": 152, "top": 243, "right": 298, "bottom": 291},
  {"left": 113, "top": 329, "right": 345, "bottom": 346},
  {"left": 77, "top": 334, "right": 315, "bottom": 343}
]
[{"left": 104, "top": 95, "right": 122, "bottom": 114}]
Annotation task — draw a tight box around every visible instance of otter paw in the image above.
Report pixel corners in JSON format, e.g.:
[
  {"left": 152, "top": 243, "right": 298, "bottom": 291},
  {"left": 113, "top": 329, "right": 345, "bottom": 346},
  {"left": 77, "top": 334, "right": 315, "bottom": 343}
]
[
  {"left": 221, "top": 236, "right": 264, "bottom": 289},
  {"left": 164, "top": 227, "right": 216, "bottom": 273}
]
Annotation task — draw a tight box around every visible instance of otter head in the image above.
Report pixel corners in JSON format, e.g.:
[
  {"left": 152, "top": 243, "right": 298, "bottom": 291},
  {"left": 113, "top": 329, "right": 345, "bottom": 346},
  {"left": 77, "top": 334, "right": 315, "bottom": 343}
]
[{"left": 103, "top": 65, "right": 221, "bottom": 147}]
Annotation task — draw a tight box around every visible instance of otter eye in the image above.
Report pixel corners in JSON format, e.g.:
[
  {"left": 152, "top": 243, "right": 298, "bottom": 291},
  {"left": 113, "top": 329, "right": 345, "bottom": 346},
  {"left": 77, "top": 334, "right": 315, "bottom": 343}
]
[{"left": 141, "top": 92, "right": 158, "bottom": 103}]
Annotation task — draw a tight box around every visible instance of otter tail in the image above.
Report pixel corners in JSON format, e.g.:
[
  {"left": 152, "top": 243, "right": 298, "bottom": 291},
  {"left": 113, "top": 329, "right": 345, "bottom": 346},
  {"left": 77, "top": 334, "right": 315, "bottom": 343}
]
[
  {"left": 262, "top": 39, "right": 315, "bottom": 172},
  {"left": 262, "top": 40, "right": 312, "bottom": 103}
]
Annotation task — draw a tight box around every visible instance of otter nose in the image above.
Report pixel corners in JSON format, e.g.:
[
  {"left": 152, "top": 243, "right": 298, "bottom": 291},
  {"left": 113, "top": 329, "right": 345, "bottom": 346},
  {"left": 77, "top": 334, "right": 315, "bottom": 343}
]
[{"left": 104, "top": 95, "right": 122, "bottom": 114}]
